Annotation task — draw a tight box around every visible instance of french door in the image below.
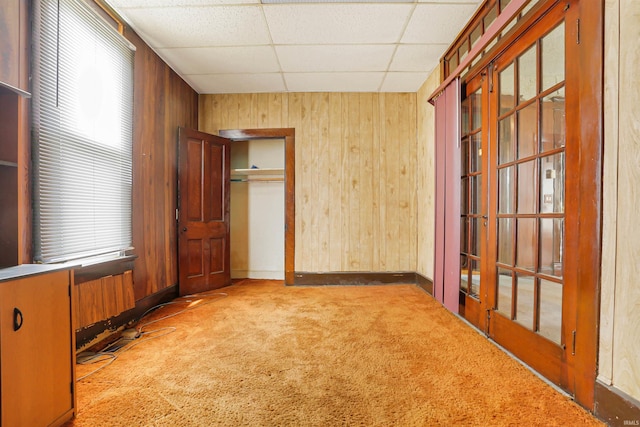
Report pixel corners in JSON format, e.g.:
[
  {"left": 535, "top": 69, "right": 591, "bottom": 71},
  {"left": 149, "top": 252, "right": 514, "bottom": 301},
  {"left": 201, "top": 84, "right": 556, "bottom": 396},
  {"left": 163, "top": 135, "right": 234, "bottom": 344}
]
[{"left": 459, "top": 0, "right": 584, "bottom": 393}]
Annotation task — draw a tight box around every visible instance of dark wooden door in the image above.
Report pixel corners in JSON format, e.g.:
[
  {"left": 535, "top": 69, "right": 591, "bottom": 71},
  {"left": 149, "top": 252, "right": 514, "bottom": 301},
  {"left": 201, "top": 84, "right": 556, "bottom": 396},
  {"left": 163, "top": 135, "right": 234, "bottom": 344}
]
[{"left": 178, "top": 127, "right": 231, "bottom": 295}]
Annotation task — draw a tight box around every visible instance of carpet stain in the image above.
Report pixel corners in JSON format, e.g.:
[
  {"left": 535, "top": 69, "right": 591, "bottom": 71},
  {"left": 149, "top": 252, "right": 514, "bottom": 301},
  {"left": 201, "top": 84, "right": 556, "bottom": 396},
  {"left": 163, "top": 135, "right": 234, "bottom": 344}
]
[{"left": 68, "top": 280, "right": 603, "bottom": 426}]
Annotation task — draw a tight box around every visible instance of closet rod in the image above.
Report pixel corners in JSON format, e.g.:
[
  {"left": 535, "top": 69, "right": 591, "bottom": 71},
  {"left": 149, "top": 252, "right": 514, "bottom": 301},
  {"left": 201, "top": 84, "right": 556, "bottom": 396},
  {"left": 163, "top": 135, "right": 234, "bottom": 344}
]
[{"left": 231, "top": 177, "right": 284, "bottom": 183}]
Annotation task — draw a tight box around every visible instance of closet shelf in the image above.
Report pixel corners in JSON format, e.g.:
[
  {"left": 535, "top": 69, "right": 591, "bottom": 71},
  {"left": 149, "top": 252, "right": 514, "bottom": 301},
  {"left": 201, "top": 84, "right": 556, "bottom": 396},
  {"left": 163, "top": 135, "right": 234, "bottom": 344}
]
[{"left": 231, "top": 168, "right": 284, "bottom": 176}]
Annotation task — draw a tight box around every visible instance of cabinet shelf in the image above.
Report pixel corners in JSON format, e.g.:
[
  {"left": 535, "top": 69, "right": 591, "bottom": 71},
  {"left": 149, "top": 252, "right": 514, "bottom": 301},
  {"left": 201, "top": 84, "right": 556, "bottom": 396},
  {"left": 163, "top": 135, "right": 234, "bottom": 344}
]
[
  {"left": 231, "top": 168, "right": 284, "bottom": 176},
  {"left": 0, "top": 160, "right": 18, "bottom": 168}
]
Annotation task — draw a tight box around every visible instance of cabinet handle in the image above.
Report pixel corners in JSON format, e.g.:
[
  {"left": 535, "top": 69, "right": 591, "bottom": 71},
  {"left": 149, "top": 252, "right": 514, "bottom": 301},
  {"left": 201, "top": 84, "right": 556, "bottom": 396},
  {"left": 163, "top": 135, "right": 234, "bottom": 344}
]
[{"left": 13, "top": 308, "right": 23, "bottom": 331}]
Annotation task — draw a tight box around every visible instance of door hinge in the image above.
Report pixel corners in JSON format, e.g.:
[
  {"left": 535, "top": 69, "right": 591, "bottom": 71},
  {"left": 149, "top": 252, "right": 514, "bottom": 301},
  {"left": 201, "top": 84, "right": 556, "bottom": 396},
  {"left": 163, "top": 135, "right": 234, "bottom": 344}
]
[
  {"left": 175, "top": 209, "right": 179, "bottom": 221},
  {"left": 576, "top": 19, "right": 580, "bottom": 44},
  {"left": 485, "top": 309, "right": 491, "bottom": 336},
  {"left": 488, "top": 63, "right": 494, "bottom": 93},
  {"left": 571, "top": 330, "right": 576, "bottom": 355}
]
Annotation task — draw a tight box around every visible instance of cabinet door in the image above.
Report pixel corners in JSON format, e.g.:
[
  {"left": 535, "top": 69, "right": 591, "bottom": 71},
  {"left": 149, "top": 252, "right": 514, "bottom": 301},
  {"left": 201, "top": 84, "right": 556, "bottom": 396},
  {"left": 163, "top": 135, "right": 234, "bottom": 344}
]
[
  {"left": 0, "top": 271, "right": 74, "bottom": 426},
  {"left": 0, "top": 0, "right": 29, "bottom": 92}
]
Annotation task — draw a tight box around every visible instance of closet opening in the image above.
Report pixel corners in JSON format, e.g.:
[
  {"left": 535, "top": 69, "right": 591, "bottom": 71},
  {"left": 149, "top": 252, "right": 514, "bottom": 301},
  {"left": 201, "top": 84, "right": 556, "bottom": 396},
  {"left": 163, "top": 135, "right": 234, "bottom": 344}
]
[
  {"left": 218, "top": 128, "right": 295, "bottom": 285},
  {"left": 230, "top": 138, "right": 285, "bottom": 280}
]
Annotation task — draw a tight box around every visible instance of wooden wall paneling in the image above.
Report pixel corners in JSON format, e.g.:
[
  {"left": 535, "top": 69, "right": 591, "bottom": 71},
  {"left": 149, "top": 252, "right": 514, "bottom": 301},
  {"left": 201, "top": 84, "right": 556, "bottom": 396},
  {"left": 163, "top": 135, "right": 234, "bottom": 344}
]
[
  {"left": 257, "top": 93, "right": 270, "bottom": 128},
  {"left": 122, "top": 270, "right": 136, "bottom": 309},
  {"left": 109, "top": 272, "right": 135, "bottom": 316},
  {"left": 199, "top": 92, "right": 419, "bottom": 274},
  {"left": 598, "top": 0, "right": 620, "bottom": 384},
  {"left": 407, "top": 94, "right": 418, "bottom": 270},
  {"left": 127, "top": 27, "right": 198, "bottom": 302},
  {"left": 237, "top": 93, "right": 252, "bottom": 129},
  {"left": 101, "top": 275, "right": 118, "bottom": 319},
  {"left": 340, "top": 94, "right": 352, "bottom": 270},
  {"left": 77, "top": 279, "right": 105, "bottom": 328},
  {"left": 286, "top": 94, "right": 301, "bottom": 270},
  {"left": 612, "top": 0, "right": 640, "bottom": 401},
  {"left": 348, "top": 93, "right": 361, "bottom": 270},
  {"left": 268, "top": 93, "right": 284, "bottom": 128},
  {"left": 359, "top": 93, "right": 374, "bottom": 271},
  {"left": 385, "top": 94, "right": 401, "bottom": 271},
  {"left": 163, "top": 69, "right": 175, "bottom": 291},
  {"left": 371, "top": 95, "right": 381, "bottom": 270},
  {"left": 378, "top": 95, "right": 388, "bottom": 270},
  {"left": 317, "top": 93, "right": 331, "bottom": 271},
  {"left": 307, "top": 93, "right": 320, "bottom": 272},
  {"left": 416, "top": 69, "right": 440, "bottom": 280},
  {"left": 146, "top": 47, "right": 165, "bottom": 298},
  {"left": 198, "top": 96, "right": 216, "bottom": 135},
  {"left": 111, "top": 274, "right": 126, "bottom": 315},
  {"left": 328, "top": 93, "right": 343, "bottom": 271}
]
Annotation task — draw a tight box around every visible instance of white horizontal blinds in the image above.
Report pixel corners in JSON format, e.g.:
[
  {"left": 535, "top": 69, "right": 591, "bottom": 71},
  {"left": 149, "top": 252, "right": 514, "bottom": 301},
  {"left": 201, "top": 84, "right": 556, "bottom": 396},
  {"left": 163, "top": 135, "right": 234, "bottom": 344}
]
[{"left": 32, "top": 0, "right": 134, "bottom": 263}]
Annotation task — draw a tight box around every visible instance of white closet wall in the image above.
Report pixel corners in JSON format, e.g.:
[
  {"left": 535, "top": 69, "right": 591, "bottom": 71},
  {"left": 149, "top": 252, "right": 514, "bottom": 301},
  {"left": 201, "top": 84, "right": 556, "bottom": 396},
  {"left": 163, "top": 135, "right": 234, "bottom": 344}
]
[{"left": 230, "top": 139, "right": 285, "bottom": 279}]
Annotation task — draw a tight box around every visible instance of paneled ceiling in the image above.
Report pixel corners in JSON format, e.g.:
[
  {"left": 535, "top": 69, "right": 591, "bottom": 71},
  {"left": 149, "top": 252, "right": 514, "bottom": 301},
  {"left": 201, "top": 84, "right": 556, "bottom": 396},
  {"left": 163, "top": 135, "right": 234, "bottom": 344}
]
[{"left": 105, "top": 0, "right": 482, "bottom": 94}]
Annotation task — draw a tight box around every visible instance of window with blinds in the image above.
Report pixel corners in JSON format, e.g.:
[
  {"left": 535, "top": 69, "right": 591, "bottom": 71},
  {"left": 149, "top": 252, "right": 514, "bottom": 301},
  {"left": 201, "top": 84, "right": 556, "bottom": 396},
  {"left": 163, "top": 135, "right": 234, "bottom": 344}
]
[{"left": 32, "top": 0, "right": 134, "bottom": 263}]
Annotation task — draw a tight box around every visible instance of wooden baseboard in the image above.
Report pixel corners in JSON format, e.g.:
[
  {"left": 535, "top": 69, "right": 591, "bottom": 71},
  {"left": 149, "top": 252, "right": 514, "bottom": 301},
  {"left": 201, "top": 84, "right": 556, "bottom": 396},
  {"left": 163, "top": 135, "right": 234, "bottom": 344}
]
[
  {"left": 595, "top": 380, "right": 640, "bottom": 427},
  {"left": 76, "top": 284, "right": 178, "bottom": 350},
  {"left": 293, "top": 271, "right": 417, "bottom": 286},
  {"left": 415, "top": 272, "right": 433, "bottom": 295}
]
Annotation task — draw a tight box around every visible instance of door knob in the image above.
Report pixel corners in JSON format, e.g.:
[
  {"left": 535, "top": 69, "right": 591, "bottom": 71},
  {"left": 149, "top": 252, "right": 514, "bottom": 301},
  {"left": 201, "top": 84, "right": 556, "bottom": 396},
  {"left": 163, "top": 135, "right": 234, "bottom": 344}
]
[{"left": 182, "top": 227, "right": 187, "bottom": 232}]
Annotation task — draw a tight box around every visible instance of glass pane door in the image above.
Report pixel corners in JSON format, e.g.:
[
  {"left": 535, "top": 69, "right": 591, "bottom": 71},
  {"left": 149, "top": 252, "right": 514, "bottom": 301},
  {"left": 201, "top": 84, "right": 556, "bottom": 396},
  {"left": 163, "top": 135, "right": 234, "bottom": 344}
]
[
  {"left": 484, "top": 3, "right": 571, "bottom": 389},
  {"left": 459, "top": 74, "right": 487, "bottom": 329},
  {"left": 492, "top": 21, "right": 565, "bottom": 344}
]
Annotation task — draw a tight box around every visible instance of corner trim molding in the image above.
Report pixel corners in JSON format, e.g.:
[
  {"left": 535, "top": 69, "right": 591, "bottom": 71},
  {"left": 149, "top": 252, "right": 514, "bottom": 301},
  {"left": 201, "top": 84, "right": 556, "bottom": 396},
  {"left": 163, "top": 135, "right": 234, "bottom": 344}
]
[
  {"left": 293, "top": 271, "right": 417, "bottom": 286},
  {"left": 415, "top": 272, "right": 433, "bottom": 295},
  {"left": 595, "top": 381, "right": 640, "bottom": 427}
]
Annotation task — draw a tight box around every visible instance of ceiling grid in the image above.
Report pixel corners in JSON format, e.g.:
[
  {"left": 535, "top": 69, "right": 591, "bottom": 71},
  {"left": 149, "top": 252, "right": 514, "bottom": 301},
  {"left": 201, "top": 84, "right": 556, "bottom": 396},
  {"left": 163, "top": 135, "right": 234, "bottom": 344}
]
[{"left": 105, "top": 0, "right": 482, "bottom": 93}]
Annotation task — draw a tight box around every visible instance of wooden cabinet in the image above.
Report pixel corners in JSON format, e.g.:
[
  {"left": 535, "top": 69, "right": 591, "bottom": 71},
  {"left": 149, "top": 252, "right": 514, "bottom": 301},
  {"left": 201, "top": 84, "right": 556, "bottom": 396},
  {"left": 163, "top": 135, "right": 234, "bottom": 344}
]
[
  {"left": 0, "top": 0, "right": 30, "bottom": 94},
  {"left": 0, "top": 0, "right": 30, "bottom": 268},
  {"left": 0, "top": 89, "right": 20, "bottom": 268},
  {"left": 0, "top": 267, "right": 76, "bottom": 426}
]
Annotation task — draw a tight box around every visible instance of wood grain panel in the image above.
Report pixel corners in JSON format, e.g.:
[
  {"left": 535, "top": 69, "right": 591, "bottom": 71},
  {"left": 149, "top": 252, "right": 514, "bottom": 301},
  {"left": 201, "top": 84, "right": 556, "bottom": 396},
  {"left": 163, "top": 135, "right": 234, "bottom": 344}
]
[
  {"left": 199, "top": 92, "right": 417, "bottom": 273},
  {"left": 328, "top": 93, "right": 343, "bottom": 271},
  {"left": 416, "top": 69, "right": 441, "bottom": 281},
  {"left": 77, "top": 279, "right": 104, "bottom": 328},
  {"left": 612, "top": 0, "right": 640, "bottom": 401},
  {"left": 101, "top": 275, "right": 118, "bottom": 319},
  {"left": 126, "top": 28, "right": 198, "bottom": 301},
  {"left": 598, "top": 0, "right": 620, "bottom": 385},
  {"left": 76, "top": 271, "right": 136, "bottom": 330}
]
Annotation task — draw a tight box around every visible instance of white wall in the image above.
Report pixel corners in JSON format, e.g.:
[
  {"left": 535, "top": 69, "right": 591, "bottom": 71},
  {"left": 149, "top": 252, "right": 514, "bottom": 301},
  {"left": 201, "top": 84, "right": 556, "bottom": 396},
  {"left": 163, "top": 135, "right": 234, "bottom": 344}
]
[{"left": 230, "top": 139, "right": 285, "bottom": 280}]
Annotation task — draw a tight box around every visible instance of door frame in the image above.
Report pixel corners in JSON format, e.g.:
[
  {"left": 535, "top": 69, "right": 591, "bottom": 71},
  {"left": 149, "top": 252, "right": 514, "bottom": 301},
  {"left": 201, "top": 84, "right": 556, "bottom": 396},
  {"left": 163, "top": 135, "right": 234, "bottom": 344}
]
[
  {"left": 218, "top": 128, "right": 296, "bottom": 285},
  {"left": 452, "top": 0, "right": 603, "bottom": 409}
]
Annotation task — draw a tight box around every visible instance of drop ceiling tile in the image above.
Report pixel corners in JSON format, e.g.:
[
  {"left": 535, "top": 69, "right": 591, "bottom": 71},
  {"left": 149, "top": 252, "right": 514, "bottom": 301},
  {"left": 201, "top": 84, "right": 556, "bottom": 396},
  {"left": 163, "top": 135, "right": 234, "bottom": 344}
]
[
  {"left": 402, "top": 3, "right": 480, "bottom": 44},
  {"left": 380, "top": 72, "right": 429, "bottom": 92},
  {"left": 107, "top": 0, "right": 258, "bottom": 7},
  {"left": 156, "top": 46, "right": 280, "bottom": 75},
  {"left": 120, "top": 5, "right": 271, "bottom": 48},
  {"left": 284, "top": 72, "right": 384, "bottom": 92},
  {"left": 276, "top": 45, "right": 395, "bottom": 73},
  {"left": 389, "top": 44, "right": 447, "bottom": 72},
  {"left": 264, "top": 4, "right": 414, "bottom": 45},
  {"left": 188, "top": 73, "right": 286, "bottom": 94}
]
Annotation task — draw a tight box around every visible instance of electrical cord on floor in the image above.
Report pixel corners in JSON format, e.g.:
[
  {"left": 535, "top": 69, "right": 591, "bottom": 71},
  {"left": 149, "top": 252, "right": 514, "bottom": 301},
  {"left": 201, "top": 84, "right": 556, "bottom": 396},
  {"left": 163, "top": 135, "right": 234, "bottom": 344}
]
[
  {"left": 136, "top": 292, "right": 228, "bottom": 334},
  {"left": 76, "top": 291, "right": 228, "bottom": 381}
]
